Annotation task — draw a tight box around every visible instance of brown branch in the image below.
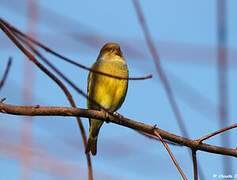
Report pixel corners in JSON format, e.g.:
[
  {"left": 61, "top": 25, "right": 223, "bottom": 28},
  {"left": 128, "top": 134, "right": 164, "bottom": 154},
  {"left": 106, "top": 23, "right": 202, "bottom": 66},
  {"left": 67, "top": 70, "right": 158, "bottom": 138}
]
[
  {"left": 192, "top": 150, "right": 198, "bottom": 180},
  {"left": 136, "top": 130, "right": 182, "bottom": 146},
  {"left": 154, "top": 131, "right": 187, "bottom": 180},
  {"left": 0, "top": 19, "right": 93, "bottom": 180},
  {"left": 197, "top": 124, "right": 237, "bottom": 143},
  {"left": 1, "top": 18, "right": 152, "bottom": 81},
  {"left": 0, "top": 57, "right": 12, "bottom": 91},
  {"left": 1, "top": 102, "right": 236, "bottom": 158}
]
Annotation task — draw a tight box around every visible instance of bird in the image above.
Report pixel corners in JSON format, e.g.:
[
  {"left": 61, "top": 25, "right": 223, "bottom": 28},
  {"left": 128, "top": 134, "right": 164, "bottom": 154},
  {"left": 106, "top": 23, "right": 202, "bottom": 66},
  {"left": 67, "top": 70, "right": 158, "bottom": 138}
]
[{"left": 86, "top": 42, "right": 129, "bottom": 155}]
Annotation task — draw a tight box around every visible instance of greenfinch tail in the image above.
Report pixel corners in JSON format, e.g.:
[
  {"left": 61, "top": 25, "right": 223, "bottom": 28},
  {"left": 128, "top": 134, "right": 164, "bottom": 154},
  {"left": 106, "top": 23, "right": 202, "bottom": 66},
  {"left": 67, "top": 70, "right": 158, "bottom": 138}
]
[
  {"left": 86, "top": 135, "right": 98, "bottom": 156},
  {"left": 86, "top": 118, "right": 102, "bottom": 155}
]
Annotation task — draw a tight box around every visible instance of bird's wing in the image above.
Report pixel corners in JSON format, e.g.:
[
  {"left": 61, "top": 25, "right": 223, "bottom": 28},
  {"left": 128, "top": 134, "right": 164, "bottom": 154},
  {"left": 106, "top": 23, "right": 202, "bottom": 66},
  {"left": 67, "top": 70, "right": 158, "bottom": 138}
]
[
  {"left": 87, "top": 67, "right": 92, "bottom": 126},
  {"left": 87, "top": 61, "right": 98, "bottom": 126}
]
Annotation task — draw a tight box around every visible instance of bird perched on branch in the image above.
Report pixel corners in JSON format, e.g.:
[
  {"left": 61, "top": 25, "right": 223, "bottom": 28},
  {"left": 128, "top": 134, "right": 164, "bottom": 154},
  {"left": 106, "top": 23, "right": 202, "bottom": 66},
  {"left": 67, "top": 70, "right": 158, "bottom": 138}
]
[{"left": 86, "top": 42, "right": 129, "bottom": 155}]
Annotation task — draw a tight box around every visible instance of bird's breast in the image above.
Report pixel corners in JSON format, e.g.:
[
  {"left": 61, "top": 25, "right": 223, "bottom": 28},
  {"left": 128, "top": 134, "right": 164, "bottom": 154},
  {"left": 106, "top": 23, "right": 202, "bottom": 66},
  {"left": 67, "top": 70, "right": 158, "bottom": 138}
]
[{"left": 88, "top": 58, "right": 128, "bottom": 111}]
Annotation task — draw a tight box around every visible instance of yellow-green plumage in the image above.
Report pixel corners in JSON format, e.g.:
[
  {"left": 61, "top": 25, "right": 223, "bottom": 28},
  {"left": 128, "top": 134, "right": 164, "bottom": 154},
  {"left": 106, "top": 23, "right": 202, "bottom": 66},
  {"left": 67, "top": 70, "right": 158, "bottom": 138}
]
[{"left": 86, "top": 43, "right": 128, "bottom": 155}]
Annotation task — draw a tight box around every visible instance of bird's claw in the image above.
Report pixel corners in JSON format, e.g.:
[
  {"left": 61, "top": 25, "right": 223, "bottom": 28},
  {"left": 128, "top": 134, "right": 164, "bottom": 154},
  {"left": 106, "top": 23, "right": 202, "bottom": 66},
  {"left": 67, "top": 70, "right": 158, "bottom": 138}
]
[{"left": 101, "top": 109, "right": 110, "bottom": 123}]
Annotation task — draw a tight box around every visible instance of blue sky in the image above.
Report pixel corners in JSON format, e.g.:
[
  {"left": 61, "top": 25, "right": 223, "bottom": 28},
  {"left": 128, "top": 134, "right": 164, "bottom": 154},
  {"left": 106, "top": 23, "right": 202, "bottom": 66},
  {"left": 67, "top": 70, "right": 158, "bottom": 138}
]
[{"left": 0, "top": 0, "right": 236, "bottom": 179}]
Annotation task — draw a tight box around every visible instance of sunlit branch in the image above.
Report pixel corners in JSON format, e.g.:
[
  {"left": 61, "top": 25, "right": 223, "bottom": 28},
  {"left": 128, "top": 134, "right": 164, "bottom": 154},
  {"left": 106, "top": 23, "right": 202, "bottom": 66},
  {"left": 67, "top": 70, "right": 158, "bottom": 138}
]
[
  {"left": 136, "top": 130, "right": 182, "bottom": 146},
  {"left": 0, "top": 102, "right": 236, "bottom": 158},
  {"left": 197, "top": 124, "right": 237, "bottom": 143}
]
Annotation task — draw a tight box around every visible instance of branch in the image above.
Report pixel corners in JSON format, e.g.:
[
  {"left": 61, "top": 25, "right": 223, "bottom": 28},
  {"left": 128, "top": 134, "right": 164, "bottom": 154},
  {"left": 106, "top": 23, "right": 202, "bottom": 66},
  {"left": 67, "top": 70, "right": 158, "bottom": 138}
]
[
  {"left": 0, "top": 57, "right": 12, "bottom": 91},
  {"left": 197, "top": 124, "right": 237, "bottom": 143},
  {"left": 136, "top": 130, "right": 182, "bottom": 146},
  {"left": 154, "top": 131, "right": 187, "bottom": 180},
  {"left": 1, "top": 102, "right": 236, "bottom": 158}
]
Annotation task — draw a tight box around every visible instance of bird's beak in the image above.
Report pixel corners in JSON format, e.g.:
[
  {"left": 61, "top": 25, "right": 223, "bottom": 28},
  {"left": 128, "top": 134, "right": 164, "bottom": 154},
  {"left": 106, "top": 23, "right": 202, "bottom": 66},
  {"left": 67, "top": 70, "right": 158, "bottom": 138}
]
[{"left": 115, "top": 48, "right": 122, "bottom": 56}]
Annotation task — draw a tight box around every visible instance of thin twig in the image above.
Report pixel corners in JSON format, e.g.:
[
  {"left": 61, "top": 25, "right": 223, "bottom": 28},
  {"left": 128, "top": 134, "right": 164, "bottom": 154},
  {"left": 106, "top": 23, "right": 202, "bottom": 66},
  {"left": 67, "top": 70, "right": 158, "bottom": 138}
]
[
  {"left": 0, "top": 19, "right": 93, "bottom": 180},
  {"left": 0, "top": 102, "right": 237, "bottom": 158},
  {"left": 0, "top": 57, "right": 12, "bottom": 91},
  {"left": 192, "top": 150, "right": 198, "bottom": 180},
  {"left": 1, "top": 18, "right": 152, "bottom": 81},
  {"left": 154, "top": 131, "right": 187, "bottom": 180},
  {"left": 136, "top": 130, "right": 182, "bottom": 146},
  {"left": 197, "top": 124, "right": 237, "bottom": 143}
]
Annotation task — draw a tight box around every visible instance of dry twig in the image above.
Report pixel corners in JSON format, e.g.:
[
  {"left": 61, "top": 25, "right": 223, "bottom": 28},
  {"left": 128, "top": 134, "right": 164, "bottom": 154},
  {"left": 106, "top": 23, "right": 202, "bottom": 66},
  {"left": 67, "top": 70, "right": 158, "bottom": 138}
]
[
  {"left": 154, "top": 131, "right": 187, "bottom": 180},
  {"left": 197, "top": 124, "right": 237, "bottom": 143}
]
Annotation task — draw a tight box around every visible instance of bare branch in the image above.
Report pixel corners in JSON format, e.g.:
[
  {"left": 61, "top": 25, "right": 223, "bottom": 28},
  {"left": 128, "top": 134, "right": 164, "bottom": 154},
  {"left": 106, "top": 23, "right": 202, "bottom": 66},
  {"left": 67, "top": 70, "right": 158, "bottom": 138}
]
[
  {"left": 0, "top": 57, "right": 12, "bottom": 91},
  {"left": 136, "top": 130, "right": 182, "bottom": 146},
  {"left": 197, "top": 124, "right": 237, "bottom": 143},
  {"left": 0, "top": 102, "right": 236, "bottom": 158},
  {"left": 154, "top": 131, "right": 187, "bottom": 180}
]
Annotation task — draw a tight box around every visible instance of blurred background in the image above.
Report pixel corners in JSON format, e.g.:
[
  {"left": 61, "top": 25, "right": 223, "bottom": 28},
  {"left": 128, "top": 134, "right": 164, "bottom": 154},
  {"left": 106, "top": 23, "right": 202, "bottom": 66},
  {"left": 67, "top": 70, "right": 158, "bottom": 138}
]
[{"left": 0, "top": 0, "right": 236, "bottom": 179}]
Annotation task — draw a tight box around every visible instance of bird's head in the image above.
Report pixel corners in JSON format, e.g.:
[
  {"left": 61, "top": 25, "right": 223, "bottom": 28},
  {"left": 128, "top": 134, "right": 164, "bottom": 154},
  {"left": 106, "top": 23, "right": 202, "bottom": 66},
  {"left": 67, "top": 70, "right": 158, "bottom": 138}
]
[{"left": 98, "top": 42, "right": 123, "bottom": 58}]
